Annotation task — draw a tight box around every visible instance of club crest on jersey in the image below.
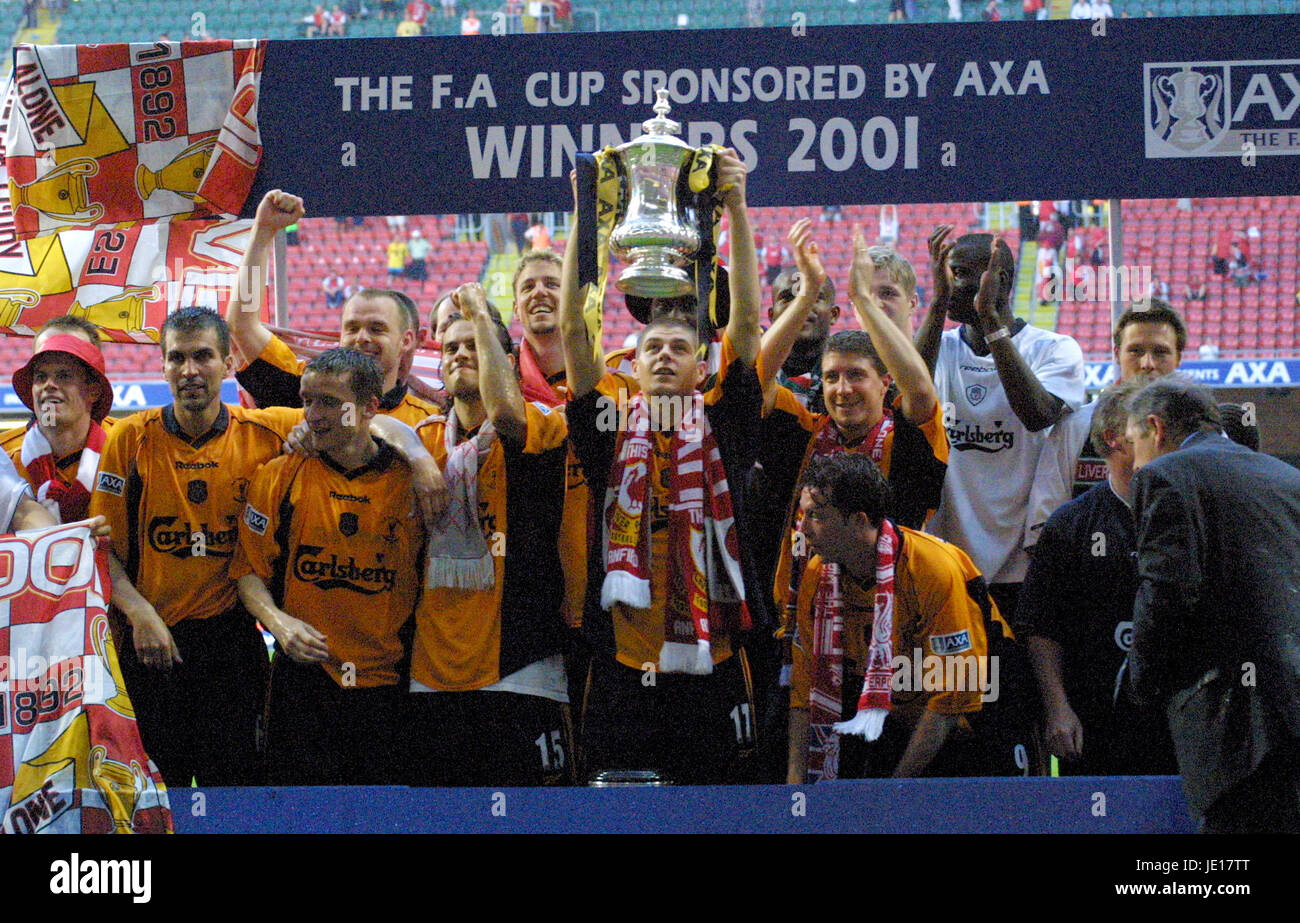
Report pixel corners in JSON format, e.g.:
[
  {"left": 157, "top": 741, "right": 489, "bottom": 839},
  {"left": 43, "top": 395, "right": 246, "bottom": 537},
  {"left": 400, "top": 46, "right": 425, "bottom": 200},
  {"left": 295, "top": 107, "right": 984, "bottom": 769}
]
[
  {"left": 231, "top": 477, "right": 250, "bottom": 504},
  {"left": 339, "top": 512, "right": 359, "bottom": 537},
  {"left": 930, "top": 630, "right": 972, "bottom": 655},
  {"left": 244, "top": 504, "right": 268, "bottom": 536},
  {"left": 96, "top": 472, "right": 125, "bottom": 496},
  {"left": 382, "top": 517, "right": 403, "bottom": 544},
  {"left": 965, "top": 384, "right": 987, "bottom": 406},
  {"left": 187, "top": 480, "right": 208, "bottom": 504}
]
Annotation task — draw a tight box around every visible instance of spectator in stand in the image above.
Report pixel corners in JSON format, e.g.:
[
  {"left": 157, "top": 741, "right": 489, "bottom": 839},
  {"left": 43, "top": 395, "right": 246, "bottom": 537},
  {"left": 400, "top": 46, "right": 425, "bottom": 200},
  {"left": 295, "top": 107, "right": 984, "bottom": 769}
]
[
  {"left": 1198, "top": 341, "right": 1220, "bottom": 360},
  {"left": 440, "top": 0, "right": 457, "bottom": 19},
  {"left": 765, "top": 238, "right": 789, "bottom": 288},
  {"left": 406, "top": 0, "right": 433, "bottom": 32},
  {"left": 387, "top": 234, "right": 409, "bottom": 279},
  {"left": 947, "top": 0, "right": 962, "bottom": 20},
  {"left": 549, "top": 0, "right": 572, "bottom": 30},
  {"left": 878, "top": 204, "right": 899, "bottom": 249},
  {"left": 461, "top": 7, "right": 480, "bottom": 33},
  {"left": 1036, "top": 246, "right": 1059, "bottom": 307},
  {"left": 326, "top": 4, "right": 348, "bottom": 35},
  {"left": 983, "top": 0, "right": 1001, "bottom": 20},
  {"left": 1147, "top": 273, "right": 1170, "bottom": 302},
  {"left": 1209, "top": 230, "right": 1232, "bottom": 277},
  {"left": 1229, "top": 242, "right": 1253, "bottom": 287},
  {"left": 386, "top": 214, "right": 407, "bottom": 234},
  {"left": 889, "top": 0, "right": 907, "bottom": 22},
  {"left": 820, "top": 205, "right": 843, "bottom": 224},
  {"left": 1067, "top": 225, "right": 1088, "bottom": 263},
  {"left": 1037, "top": 211, "right": 1064, "bottom": 256},
  {"left": 323, "top": 271, "right": 346, "bottom": 310},
  {"left": 1087, "top": 226, "right": 1107, "bottom": 268},
  {"left": 524, "top": 217, "right": 550, "bottom": 252},
  {"left": 1070, "top": 0, "right": 1091, "bottom": 18},
  {"left": 510, "top": 212, "right": 530, "bottom": 253},
  {"left": 378, "top": 0, "right": 397, "bottom": 19},
  {"left": 1090, "top": 0, "right": 1114, "bottom": 17},
  {"left": 1023, "top": 0, "right": 1045, "bottom": 19},
  {"left": 396, "top": 13, "right": 421, "bottom": 35},
  {"left": 306, "top": 4, "right": 328, "bottom": 36},
  {"left": 406, "top": 228, "right": 431, "bottom": 283},
  {"left": 1184, "top": 277, "right": 1207, "bottom": 302},
  {"left": 745, "top": 0, "right": 764, "bottom": 28}
]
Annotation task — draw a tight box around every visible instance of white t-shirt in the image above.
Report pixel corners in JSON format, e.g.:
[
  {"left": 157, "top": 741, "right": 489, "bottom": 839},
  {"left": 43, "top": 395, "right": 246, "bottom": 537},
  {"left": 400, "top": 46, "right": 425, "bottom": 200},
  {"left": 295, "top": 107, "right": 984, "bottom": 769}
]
[
  {"left": 0, "top": 451, "right": 33, "bottom": 533},
  {"left": 1023, "top": 397, "right": 1097, "bottom": 550},
  {"left": 927, "top": 323, "right": 1085, "bottom": 584},
  {"left": 410, "top": 653, "right": 569, "bottom": 703}
]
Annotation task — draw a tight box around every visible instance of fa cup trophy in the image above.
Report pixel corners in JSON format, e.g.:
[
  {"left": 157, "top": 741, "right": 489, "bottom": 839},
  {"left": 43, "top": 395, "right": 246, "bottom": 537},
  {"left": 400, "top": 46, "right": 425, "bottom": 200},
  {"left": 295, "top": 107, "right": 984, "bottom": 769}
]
[{"left": 608, "top": 89, "right": 701, "bottom": 299}]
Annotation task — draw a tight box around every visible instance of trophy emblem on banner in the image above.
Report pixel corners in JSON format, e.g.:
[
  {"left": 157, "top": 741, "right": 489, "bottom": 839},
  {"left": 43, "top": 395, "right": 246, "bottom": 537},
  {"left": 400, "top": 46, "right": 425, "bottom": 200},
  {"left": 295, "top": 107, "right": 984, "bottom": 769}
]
[
  {"left": 69, "top": 284, "right": 160, "bottom": 336},
  {"left": 608, "top": 90, "right": 701, "bottom": 298},
  {"left": 1151, "top": 65, "right": 1223, "bottom": 151},
  {"left": 135, "top": 136, "right": 218, "bottom": 201},
  {"left": 13, "top": 158, "right": 105, "bottom": 225},
  {"left": 0, "top": 289, "right": 40, "bottom": 327}
]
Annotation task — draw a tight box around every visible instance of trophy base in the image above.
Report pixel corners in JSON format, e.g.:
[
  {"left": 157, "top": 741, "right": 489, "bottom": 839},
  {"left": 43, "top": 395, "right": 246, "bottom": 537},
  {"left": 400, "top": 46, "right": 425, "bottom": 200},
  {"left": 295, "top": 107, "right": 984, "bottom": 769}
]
[{"left": 615, "top": 251, "right": 695, "bottom": 299}]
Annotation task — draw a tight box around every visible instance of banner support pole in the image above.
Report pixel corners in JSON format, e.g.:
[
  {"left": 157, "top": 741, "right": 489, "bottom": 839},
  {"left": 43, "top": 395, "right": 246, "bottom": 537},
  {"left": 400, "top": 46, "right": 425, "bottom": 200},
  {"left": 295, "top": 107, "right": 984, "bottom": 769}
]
[
  {"left": 1107, "top": 197, "right": 1124, "bottom": 327},
  {"left": 273, "top": 229, "right": 289, "bottom": 327}
]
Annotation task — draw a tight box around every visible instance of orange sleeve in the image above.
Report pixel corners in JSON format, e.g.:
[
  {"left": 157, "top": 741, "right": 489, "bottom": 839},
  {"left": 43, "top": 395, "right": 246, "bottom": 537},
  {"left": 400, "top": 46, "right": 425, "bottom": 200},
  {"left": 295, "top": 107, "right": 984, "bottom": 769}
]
[
  {"left": 912, "top": 399, "right": 950, "bottom": 465},
  {"left": 522, "top": 401, "right": 569, "bottom": 454},
  {"left": 788, "top": 556, "right": 823, "bottom": 711},
  {"left": 231, "top": 458, "right": 288, "bottom": 584},
  {"left": 905, "top": 533, "right": 989, "bottom": 715},
  {"left": 89, "top": 416, "right": 141, "bottom": 567}
]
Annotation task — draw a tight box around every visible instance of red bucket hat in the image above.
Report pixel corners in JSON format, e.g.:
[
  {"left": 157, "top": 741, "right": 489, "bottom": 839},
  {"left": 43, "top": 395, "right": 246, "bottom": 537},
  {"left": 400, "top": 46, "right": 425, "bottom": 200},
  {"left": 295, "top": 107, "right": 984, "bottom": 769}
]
[{"left": 12, "top": 333, "right": 114, "bottom": 422}]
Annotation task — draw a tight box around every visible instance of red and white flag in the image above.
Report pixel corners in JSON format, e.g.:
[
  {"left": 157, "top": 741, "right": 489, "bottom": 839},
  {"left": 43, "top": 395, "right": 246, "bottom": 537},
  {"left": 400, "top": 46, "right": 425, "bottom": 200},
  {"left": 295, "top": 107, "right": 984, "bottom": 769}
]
[{"left": 0, "top": 522, "right": 172, "bottom": 834}]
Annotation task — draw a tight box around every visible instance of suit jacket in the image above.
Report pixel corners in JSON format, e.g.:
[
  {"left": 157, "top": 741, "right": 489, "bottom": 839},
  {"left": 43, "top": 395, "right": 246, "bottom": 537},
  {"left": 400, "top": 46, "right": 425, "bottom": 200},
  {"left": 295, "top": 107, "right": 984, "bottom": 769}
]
[{"left": 1130, "top": 430, "right": 1300, "bottom": 813}]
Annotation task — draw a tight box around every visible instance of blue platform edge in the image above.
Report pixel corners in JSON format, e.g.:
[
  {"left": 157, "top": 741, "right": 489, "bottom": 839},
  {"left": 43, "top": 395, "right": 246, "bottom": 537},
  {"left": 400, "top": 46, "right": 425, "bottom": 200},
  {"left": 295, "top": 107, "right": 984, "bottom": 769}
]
[{"left": 171, "top": 777, "right": 1197, "bottom": 834}]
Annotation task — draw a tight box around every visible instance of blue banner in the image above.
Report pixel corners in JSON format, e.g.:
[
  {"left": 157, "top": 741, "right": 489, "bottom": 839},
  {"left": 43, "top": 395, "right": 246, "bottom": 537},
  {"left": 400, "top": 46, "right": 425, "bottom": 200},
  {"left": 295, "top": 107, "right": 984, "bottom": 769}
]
[
  {"left": 1084, "top": 357, "right": 1300, "bottom": 389},
  {"left": 0, "top": 380, "right": 239, "bottom": 414},
  {"left": 249, "top": 15, "right": 1300, "bottom": 215}
]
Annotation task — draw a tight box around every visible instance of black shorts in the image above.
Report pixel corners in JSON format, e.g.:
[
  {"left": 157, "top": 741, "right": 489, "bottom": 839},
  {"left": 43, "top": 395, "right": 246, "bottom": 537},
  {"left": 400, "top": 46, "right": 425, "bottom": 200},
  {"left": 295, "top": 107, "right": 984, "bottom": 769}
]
[
  {"left": 264, "top": 654, "right": 406, "bottom": 786},
  {"left": 116, "top": 607, "right": 269, "bottom": 788},
  {"left": 582, "top": 654, "right": 754, "bottom": 785},
  {"left": 406, "top": 688, "right": 571, "bottom": 787}
]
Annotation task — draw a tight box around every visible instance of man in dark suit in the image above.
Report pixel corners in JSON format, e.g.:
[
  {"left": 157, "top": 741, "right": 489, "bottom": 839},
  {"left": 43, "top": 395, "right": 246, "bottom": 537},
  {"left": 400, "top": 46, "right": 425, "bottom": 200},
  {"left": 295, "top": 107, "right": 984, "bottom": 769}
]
[{"left": 1125, "top": 376, "right": 1300, "bottom": 833}]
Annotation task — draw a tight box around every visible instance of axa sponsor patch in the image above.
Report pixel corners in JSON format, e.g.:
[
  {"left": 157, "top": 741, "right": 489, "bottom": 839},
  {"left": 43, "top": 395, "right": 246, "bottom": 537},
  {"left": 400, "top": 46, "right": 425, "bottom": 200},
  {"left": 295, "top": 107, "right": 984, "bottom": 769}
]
[
  {"left": 929, "top": 630, "right": 972, "bottom": 655},
  {"left": 244, "top": 504, "right": 269, "bottom": 536},
  {"left": 95, "top": 471, "right": 125, "bottom": 496}
]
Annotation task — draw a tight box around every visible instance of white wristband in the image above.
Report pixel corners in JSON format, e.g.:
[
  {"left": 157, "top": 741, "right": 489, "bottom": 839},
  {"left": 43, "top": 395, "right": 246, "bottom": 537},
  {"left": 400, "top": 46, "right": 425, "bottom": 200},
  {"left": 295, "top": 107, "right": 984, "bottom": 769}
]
[{"left": 984, "top": 326, "right": 1011, "bottom": 343}]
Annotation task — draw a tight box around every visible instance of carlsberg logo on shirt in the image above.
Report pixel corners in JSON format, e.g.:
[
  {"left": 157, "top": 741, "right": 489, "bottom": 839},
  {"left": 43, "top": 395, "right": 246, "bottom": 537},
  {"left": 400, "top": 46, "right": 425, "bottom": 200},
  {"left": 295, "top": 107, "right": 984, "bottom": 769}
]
[{"left": 946, "top": 420, "right": 1015, "bottom": 453}]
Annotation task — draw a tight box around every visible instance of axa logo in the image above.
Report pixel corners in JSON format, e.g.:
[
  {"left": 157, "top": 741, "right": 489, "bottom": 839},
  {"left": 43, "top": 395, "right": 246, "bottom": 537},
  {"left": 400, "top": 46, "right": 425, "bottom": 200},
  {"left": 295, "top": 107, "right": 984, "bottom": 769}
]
[{"left": 1145, "top": 60, "right": 1300, "bottom": 158}]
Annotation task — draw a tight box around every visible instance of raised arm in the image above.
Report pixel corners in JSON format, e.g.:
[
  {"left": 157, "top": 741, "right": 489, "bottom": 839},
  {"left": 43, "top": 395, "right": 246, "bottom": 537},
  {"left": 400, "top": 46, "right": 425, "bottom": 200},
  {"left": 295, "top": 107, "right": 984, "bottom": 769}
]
[
  {"left": 457, "top": 282, "right": 528, "bottom": 446},
  {"left": 227, "top": 190, "right": 305, "bottom": 365},
  {"left": 849, "top": 227, "right": 938, "bottom": 425},
  {"left": 559, "top": 173, "right": 604, "bottom": 401},
  {"left": 718, "top": 149, "right": 760, "bottom": 367},
  {"left": 915, "top": 224, "right": 954, "bottom": 377},
  {"left": 973, "top": 246, "right": 1066, "bottom": 432},
  {"left": 758, "top": 218, "right": 825, "bottom": 412}
]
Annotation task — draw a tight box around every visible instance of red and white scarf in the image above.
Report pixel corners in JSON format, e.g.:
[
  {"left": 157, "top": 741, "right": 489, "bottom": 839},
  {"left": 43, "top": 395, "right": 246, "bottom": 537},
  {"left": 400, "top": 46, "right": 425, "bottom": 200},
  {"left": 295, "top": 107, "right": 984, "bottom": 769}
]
[
  {"left": 517, "top": 340, "right": 566, "bottom": 407},
  {"left": 425, "top": 410, "right": 497, "bottom": 591},
  {"left": 806, "top": 519, "right": 899, "bottom": 781},
  {"left": 601, "top": 393, "right": 749, "bottom": 674},
  {"left": 781, "top": 410, "right": 895, "bottom": 676},
  {"left": 19, "top": 422, "right": 106, "bottom": 524}
]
